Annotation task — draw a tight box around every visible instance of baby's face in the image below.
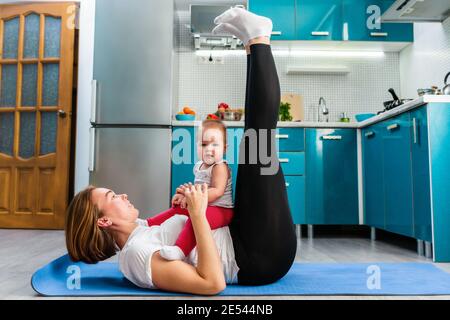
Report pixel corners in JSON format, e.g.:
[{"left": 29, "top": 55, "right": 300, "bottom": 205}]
[{"left": 197, "top": 128, "right": 225, "bottom": 165}]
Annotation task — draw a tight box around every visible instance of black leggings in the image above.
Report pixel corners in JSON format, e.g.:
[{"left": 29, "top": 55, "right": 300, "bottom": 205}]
[{"left": 230, "top": 44, "right": 297, "bottom": 285}]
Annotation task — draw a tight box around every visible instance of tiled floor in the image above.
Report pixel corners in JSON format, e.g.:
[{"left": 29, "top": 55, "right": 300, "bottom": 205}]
[{"left": 1, "top": 228, "right": 450, "bottom": 300}]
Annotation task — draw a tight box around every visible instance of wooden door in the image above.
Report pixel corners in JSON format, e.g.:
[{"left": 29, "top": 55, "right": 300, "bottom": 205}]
[{"left": 0, "top": 3, "right": 75, "bottom": 229}]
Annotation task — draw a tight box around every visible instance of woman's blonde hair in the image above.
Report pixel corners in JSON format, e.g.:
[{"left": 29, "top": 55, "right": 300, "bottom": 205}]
[{"left": 65, "top": 185, "right": 117, "bottom": 264}]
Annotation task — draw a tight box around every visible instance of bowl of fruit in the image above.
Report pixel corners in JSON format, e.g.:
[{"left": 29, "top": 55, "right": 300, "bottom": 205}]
[
  {"left": 176, "top": 106, "right": 196, "bottom": 121},
  {"left": 207, "top": 102, "right": 244, "bottom": 121}
]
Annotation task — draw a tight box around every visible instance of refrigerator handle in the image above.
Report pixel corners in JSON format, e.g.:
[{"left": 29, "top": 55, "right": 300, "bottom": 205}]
[
  {"left": 89, "top": 127, "right": 96, "bottom": 172},
  {"left": 90, "top": 80, "right": 98, "bottom": 123}
]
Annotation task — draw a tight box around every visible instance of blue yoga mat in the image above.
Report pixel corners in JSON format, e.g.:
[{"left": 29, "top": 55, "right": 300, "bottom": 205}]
[{"left": 31, "top": 254, "right": 450, "bottom": 296}]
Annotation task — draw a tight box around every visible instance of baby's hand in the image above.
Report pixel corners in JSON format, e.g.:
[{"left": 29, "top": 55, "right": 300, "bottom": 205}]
[
  {"left": 180, "top": 196, "right": 188, "bottom": 209},
  {"left": 171, "top": 193, "right": 184, "bottom": 207},
  {"left": 176, "top": 182, "right": 193, "bottom": 195}
]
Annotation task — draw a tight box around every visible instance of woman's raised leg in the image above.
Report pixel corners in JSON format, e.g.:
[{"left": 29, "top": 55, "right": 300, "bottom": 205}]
[{"left": 230, "top": 38, "right": 297, "bottom": 285}]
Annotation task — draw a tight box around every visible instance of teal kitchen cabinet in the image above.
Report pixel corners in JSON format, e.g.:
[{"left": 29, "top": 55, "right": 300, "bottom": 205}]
[
  {"left": 276, "top": 128, "right": 306, "bottom": 224},
  {"left": 410, "top": 107, "right": 432, "bottom": 242},
  {"left": 285, "top": 175, "right": 306, "bottom": 224},
  {"left": 171, "top": 127, "right": 243, "bottom": 200},
  {"left": 343, "top": 0, "right": 413, "bottom": 42},
  {"left": 305, "top": 129, "right": 358, "bottom": 224},
  {"left": 381, "top": 113, "right": 414, "bottom": 237},
  {"left": 296, "top": 0, "right": 343, "bottom": 41},
  {"left": 171, "top": 127, "right": 198, "bottom": 197},
  {"left": 248, "top": 0, "right": 297, "bottom": 40},
  {"left": 361, "top": 122, "right": 385, "bottom": 229}
]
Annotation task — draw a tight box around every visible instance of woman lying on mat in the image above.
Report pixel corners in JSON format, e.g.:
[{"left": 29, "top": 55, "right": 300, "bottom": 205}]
[{"left": 65, "top": 7, "right": 297, "bottom": 295}]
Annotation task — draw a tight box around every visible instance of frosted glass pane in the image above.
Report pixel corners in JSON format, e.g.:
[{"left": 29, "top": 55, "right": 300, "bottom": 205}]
[
  {"left": 40, "top": 111, "right": 57, "bottom": 155},
  {"left": 0, "top": 112, "right": 14, "bottom": 156},
  {"left": 19, "top": 112, "right": 36, "bottom": 158},
  {"left": 21, "top": 64, "right": 38, "bottom": 107},
  {"left": 0, "top": 64, "right": 18, "bottom": 107},
  {"left": 24, "top": 14, "right": 40, "bottom": 59},
  {"left": 42, "top": 63, "right": 59, "bottom": 106},
  {"left": 44, "top": 16, "right": 61, "bottom": 58},
  {"left": 3, "top": 17, "right": 19, "bottom": 59}
]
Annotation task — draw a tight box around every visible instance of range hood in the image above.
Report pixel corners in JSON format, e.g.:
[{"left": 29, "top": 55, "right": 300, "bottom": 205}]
[
  {"left": 190, "top": 4, "right": 244, "bottom": 50},
  {"left": 381, "top": 0, "right": 450, "bottom": 23}
]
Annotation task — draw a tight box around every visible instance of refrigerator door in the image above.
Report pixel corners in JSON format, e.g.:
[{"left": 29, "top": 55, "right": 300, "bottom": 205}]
[
  {"left": 92, "top": 0, "right": 173, "bottom": 125},
  {"left": 90, "top": 127, "right": 171, "bottom": 218}
]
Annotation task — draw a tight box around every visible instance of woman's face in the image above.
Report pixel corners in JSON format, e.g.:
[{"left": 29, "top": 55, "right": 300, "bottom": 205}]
[
  {"left": 197, "top": 128, "right": 225, "bottom": 165},
  {"left": 91, "top": 188, "right": 139, "bottom": 224}
]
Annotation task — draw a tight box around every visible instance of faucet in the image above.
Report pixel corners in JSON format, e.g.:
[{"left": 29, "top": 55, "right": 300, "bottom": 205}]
[{"left": 318, "top": 97, "right": 329, "bottom": 122}]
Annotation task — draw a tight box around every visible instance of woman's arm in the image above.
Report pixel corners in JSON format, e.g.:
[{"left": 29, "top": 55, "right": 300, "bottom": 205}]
[{"left": 151, "top": 183, "right": 226, "bottom": 295}]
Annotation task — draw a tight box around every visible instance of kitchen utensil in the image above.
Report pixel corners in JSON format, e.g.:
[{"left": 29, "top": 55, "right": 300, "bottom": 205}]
[
  {"left": 383, "top": 88, "right": 413, "bottom": 111},
  {"left": 281, "top": 93, "right": 304, "bottom": 121},
  {"left": 355, "top": 113, "right": 376, "bottom": 122},
  {"left": 443, "top": 72, "right": 450, "bottom": 95},
  {"left": 417, "top": 88, "right": 435, "bottom": 96},
  {"left": 175, "top": 114, "right": 195, "bottom": 121}
]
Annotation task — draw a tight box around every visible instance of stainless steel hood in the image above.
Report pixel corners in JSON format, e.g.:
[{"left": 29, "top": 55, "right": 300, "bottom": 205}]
[
  {"left": 381, "top": 0, "right": 450, "bottom": 23},
  {"left": 190, "top": 4, "right": 244, "bottom": 49}
]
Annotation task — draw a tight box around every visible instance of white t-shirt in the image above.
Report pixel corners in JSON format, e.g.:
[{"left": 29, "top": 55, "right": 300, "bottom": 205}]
[{"left": 118, "top": 215, "right": 239, "bottom": 289}]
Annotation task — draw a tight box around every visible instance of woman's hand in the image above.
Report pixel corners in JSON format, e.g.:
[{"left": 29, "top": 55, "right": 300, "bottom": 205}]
[{"left": 184, "top": 183, "right": 208, "bottom": 219}]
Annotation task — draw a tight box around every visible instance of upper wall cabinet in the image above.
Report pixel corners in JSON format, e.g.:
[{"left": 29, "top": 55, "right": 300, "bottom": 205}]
[
  {"left": 342, "top": 0, "right": 413, "bottom": 42},
  {"left": 249, "top": 0, "right": 413, "bottom": 42},
  {"left": 248, "top": 0, "right": 297, "bottom": 40},
  {"left": 296, "top": 0, "right": 343, "bottom": 41}
]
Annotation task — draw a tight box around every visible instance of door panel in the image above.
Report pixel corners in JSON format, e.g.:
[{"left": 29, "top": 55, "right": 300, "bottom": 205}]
[
  {"left": 362, "top": 123, "right": 385, "bottom": 229},
  {"left": 297, "top": 0, "right": 343, "bottom": 41},
  {"left": 410, "top": 107, "right": 432, "bottom": 242},
  {"left": 382, "top": 113, "right": 414, "bottom": 237},
  {"left": 0, "top": 3, "right": 75, "bottom": 229},
  {"left": 306, "top": 128, "right": 358, "bottom": 224},
  {"left": 93, "top": 0, "right": 173, "bottom": 125},
  {"left": 90, "top": 128, "right": 171, "bottom": 219},
  {"left": 248, "top": 0, "right": 296, "bottom": 40}
]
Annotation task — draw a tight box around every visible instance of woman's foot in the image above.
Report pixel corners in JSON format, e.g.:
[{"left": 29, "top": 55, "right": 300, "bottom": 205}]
[
  {"left": 212, "top": 7, "right": 272, "bottom": 46},
  {"left": 159, "top": 245, "right": 186, "bottom": 261}
]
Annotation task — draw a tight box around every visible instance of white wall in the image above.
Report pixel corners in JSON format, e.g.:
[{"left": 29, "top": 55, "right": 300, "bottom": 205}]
[
  {"left": 174, "top": 10, "right": 401, "bottom": 122},
  {"left": 400, "top": 17, "right": 450, "bottom": 98}
]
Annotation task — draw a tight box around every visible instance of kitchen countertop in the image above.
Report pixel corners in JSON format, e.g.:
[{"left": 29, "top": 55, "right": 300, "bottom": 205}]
[{"left": 172, "top": 95, "right": 450, "bottom": 129}]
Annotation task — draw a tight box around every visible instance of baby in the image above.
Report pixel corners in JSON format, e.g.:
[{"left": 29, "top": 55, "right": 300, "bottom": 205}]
[{"left": 147, "top": 119, "right": 234, "bottom": 261}]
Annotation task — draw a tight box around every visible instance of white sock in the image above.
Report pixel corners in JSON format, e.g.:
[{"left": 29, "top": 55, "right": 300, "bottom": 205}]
[
  {"left": 212, "top": 22, "right": 245, "bottom": 41},
  {"left": 159, "top": 245, "right": 186, "bottom": 261},
  {"left": 213, "top": 7, "right": 273, "bottom": 46}
]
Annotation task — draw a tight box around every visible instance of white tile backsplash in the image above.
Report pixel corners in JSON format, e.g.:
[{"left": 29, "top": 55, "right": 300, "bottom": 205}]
[
  {"left": 174, "top": 10, "right": 402, "bottom": 122},
  {"left": 400, "top": 17, "right": 450, "bottom": 99}
]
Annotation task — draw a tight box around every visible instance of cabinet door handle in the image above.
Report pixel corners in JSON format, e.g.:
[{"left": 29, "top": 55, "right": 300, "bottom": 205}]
[
  {"left": 321, "top": 135, "right": 342, "bottom": 140},
  {"left": 311, "top": 31, "right": 329, "bottom": 36},
  {"left": 90, "top": 79, "right": 98, "bottom": 123},
  {"left": 276, "top": 134, "right": 289, "bottom": 139},
  {"left": 413, "top": 117, "right": 417, "bottom": 144},
  {"left": 271, "top": 31, "right": 282, "bottom": 36},
  {"left": 279, "top": 158, "right": 290, "bottom": 163},
  {"left": 285, "top": 182, "right": 290, "bottom": 187},
  {"left": 89, "top": 127, "right": 96, "bottom": 172},
  {"left": 370, "top": 32, "right": 388, "bottom": 37},
  {"left": 365, "top": 131, "right": 374, "bottom": 138},
  {"left": 387, "top": 123, "right": 399, "bottom": 131}
]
